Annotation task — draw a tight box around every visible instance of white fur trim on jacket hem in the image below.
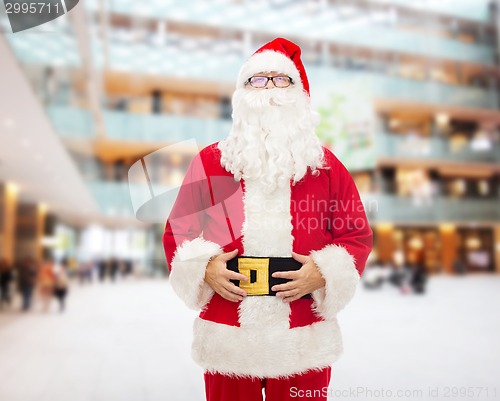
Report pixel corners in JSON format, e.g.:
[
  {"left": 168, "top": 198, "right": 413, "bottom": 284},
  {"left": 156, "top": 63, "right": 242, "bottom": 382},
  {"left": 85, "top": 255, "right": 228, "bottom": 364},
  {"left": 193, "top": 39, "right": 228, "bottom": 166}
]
[
  {"left": 310, "top": 244, "right": 360, "bottom": 320},
  {"left": 192, "top": 317, "right": 342, "bottom": 378},
  {"left": 169, "top": 238, "right": 223, "bottom": 310}
]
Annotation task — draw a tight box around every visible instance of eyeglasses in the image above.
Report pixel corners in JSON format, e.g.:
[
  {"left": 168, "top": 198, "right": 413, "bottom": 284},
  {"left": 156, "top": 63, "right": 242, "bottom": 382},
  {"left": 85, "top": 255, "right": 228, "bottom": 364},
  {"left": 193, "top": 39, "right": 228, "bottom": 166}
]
[{"left": 246, "top": 75, "right": 294, "bottom": 88}]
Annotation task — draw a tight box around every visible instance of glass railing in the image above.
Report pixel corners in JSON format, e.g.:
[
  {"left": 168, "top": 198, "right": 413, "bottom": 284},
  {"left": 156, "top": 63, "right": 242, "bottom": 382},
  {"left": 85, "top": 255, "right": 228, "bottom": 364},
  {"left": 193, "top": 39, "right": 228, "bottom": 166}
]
[
  {"left": 328, "top": 26, "right": 493, "bottom": 65},
  {"left": 7, "top": 33, "right": 498, "bottom": 111},
  {"left": 88, "top": 181, "right": 175, "bottom": 222},
  {"left": 84, "top": 0, "right": 495, "bottom": 65},
  {"left": 47, "top": 106, "right": 500, "bottom": 164},
  {"left": 375, "top": 132, "right": 500, "bottom": 162},
  {"left": 46, "top": 105, "right": 231, "bottom": 143},
  {"left": 370, "top": 73, "right": 498, "bottom": 109},
  {"left": 87, "top": 181, "right": 134, "bottom": 217},
  {"left": 2, "top": 15, "right": 81, "bottom": 66},
  {"left": 88, "top": 181, "right": 500, "bottom": 222},
  {"left": 107, "top": 44, "right": 499, "bottom": 109},
  {"left": 103, "top": 110, "right": 231, "bottom": 145},
  {"left": 312, "top": 69, "right": 499, "bottom": 110},
  {"left": 3, "top": 1, "right": 494, "bottom": 71},
  {"left": 106, "top": 43, "right": 499, "bottom": 109},
  {"left": 46, "top": 105, "right": 95, "bottom": 138},
  {"left": 363, "top": 0, "right": 492, "bottom": 23},
  {"left": 367, "top": 194, "right": 500, "bottom": 223}
]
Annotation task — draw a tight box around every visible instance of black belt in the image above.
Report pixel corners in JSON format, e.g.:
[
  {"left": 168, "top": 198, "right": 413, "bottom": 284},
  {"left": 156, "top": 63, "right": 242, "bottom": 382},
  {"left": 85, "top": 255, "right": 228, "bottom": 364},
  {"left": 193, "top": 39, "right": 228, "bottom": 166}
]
[{"left": 227, "top": 256, "right": 311, "bottom": 299}]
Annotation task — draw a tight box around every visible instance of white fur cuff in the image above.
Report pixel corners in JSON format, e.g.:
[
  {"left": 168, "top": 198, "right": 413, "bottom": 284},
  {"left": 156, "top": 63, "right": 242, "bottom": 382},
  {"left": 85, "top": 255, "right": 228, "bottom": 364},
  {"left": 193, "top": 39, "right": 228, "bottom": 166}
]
[
  {"left": 169, "top": 238, "right": 223, "bottom": 310},
  {"left": 310, "top": 244, "right": 360, "bottom": 320}
]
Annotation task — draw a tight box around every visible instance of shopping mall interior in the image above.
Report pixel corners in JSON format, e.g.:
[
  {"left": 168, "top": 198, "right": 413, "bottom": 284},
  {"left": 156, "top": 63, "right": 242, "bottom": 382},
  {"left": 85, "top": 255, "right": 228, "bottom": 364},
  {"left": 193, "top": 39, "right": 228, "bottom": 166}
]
[
  {"left": 1, "top": 1, "right": 500, "bottom": 401},
  {"left": 1, "top": 0, "right": 499, "bottom": 276}
]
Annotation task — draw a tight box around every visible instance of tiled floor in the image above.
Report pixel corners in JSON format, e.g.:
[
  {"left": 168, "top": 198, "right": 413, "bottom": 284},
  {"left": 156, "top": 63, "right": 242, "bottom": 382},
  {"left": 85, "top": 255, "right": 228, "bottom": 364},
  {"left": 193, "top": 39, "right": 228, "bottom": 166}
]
[
  {"left": 0, "top": 275, "right": 499, "bottom": 401},
  {"left": 0, "top": 278, "right": 203, "bottom": 401}
]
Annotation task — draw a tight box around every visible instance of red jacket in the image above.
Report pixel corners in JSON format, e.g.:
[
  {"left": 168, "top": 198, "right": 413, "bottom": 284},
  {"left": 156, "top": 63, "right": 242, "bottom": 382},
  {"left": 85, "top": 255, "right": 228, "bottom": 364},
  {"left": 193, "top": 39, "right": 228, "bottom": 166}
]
[{"left": 163, "top": 143, "right": 372, "bottom": 378}]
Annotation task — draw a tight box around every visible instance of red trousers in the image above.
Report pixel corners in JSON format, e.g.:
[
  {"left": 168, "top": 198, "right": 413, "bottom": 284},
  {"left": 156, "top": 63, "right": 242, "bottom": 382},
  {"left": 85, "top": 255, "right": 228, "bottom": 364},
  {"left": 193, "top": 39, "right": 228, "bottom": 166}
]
[{"left": 204, "top": 367, "right": 332, "bottom": 401}]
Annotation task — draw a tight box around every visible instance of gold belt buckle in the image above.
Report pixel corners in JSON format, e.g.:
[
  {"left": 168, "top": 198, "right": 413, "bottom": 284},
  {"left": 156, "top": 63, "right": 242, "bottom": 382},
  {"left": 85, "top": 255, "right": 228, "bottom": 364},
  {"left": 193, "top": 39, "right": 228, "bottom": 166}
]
[{"left": 238, "top": 258, "right": 269, "bottom": 295}]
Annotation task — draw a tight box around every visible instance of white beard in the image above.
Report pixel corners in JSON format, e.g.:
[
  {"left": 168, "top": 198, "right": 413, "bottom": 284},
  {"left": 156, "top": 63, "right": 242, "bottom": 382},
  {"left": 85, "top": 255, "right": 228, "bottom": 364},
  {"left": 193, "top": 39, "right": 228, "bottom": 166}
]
[{"left": 218, "top": 85, "right": 324, "bottom": 193}]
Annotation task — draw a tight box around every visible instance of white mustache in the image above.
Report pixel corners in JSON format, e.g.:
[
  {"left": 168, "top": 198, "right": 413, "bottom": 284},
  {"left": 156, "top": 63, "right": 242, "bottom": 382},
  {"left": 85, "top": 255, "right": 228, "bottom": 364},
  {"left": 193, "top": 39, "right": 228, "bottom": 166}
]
[{"left": 237, "top": 88, "right": 297, "bottom": 110}]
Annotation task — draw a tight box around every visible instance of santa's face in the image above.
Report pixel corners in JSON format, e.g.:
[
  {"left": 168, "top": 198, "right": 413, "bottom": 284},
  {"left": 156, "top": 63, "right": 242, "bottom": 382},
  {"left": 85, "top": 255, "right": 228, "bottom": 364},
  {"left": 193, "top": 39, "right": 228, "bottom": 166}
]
[
  {"left": 237, "top": 71, "right": 301, "bottom": 124},
  {"left": 218, "top": 70, "right": 323, "bottom": 193}
]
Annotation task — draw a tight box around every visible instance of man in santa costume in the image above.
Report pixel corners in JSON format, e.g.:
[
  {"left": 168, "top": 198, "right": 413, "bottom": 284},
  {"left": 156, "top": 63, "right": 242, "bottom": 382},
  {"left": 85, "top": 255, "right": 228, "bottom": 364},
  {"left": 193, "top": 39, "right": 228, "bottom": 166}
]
[{"left": 163, "top": 37, "right": 373, "bottom": 401}]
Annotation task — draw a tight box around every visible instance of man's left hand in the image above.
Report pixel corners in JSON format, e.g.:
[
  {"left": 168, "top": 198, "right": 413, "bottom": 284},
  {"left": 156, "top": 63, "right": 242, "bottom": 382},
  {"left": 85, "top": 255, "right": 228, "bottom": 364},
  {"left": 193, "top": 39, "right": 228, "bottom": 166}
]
[{"left": 271, "top": 252, "right": 326, "bottom": 303}]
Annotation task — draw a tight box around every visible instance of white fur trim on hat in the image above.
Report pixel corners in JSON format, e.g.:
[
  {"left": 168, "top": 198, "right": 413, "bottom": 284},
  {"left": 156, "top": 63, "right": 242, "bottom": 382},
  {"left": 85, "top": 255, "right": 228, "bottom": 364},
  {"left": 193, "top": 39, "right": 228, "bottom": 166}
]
[
  {"left": 237, "top": 50, "right": 304, "bottom": 92},
  {"left": 310, "top": 244, "right": 360, "bottom": 320},
  {"left": 169, "top": 237, "right": 223, "bottom": 310}
]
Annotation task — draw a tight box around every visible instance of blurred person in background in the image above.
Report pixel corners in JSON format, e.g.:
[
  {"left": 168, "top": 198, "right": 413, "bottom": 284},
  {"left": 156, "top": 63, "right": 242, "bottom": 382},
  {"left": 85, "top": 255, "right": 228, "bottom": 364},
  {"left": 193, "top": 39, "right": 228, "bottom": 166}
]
[
  {"left": 98, "top": 259, "right": 107, "bottom": 282},
  {"left": 388, "top": 249, "right": 406, "bottom": 291},
  {"left": 163, "top": 38, "right": 372, "bottom": 401},
  {"left": 123, "top": 259, "right": 133, "bottom": 278},
  {"left": 410, "top": 263, "right": 427, "bottom": 294},
  {"left": 53, "top": 263, "right": 69, "bottom": 313},
  {"left": 361, "top": 259, "right": 386, "bottom": 290},
  {"left": 109, "top": 257, "right": 120, "bottom": 282},
  {"left": 388, "top": 264, "right": 402, "bottom": 287},
  {"left": 399, "top": 261, "right": 414, "bottom": 295},
  {"left": 388, "top": 261, "right": 410, "bottom": 294},
  {"left": 37, "top": 257, "right": 55, "bottom": 313},
  {"left": 78, "top": 261, "right": 94, "bottom": 285},
  {"left": 17, "top": 257, "right": 38, "bottom": 312},
  {"left": 453, "top": 257, "right": 467, "bottom": 275},
  {"left": 42, "top": 66, "right": 57, "bottom": 105},
  {"left": 0, "top": 258, "right": 14, "bottom": 310}
]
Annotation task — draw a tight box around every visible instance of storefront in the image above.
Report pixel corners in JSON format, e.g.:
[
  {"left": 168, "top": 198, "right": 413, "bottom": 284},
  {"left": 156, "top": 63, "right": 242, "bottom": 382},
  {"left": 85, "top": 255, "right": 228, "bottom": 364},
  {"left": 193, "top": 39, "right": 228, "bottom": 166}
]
[
  {"left": 456, "top": 227, "right": 495, "bottom": 272},
  {"left": 373, "top": 224, "right": 498, "bottom": 274}
]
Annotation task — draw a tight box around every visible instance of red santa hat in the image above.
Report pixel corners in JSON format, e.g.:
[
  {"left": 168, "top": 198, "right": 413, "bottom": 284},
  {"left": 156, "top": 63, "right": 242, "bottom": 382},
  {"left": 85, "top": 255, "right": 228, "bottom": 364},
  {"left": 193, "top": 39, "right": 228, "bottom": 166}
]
[{"left": 237, "top": 37, "right": 310, "bottom": 97}]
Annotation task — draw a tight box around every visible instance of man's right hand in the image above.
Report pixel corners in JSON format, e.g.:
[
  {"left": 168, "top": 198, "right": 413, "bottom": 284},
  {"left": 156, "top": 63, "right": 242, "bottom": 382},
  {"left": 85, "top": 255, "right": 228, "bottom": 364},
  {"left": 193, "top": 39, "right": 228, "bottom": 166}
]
[{"left": 204, "top": 249, "right": 248, "bottom": 302}]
